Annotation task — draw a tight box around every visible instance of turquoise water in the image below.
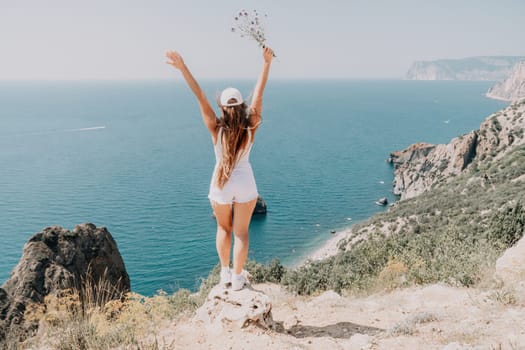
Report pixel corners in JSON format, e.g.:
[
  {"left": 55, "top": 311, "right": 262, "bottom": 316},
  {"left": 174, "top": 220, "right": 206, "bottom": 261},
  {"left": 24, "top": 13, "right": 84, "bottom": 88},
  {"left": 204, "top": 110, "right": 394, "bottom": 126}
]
[{"left": 0, "top": 80, "right": 508, "bottom": 295}]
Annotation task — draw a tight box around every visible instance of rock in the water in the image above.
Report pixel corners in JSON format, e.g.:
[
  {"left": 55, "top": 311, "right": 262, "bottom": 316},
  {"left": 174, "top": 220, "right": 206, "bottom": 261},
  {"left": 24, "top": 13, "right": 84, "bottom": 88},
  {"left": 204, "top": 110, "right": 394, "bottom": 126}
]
[
  {"left": 376, "top": 197, "right": 388, "bottom": 206},
  {"left": 194, "top": 284, "right": 273, "bottom": 331},
  {"left": 253, "top": 196, "right": 267, "bottom": 215},
  {"left": 0, "top": 223, "right": 130, "bottom": 345}
]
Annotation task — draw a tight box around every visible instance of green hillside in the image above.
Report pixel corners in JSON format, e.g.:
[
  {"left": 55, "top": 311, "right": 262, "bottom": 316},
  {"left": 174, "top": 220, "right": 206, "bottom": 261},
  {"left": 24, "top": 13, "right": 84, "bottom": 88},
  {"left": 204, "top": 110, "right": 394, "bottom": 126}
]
[{"left": 280, "top": 145, "right": 525, "bottom": 295}]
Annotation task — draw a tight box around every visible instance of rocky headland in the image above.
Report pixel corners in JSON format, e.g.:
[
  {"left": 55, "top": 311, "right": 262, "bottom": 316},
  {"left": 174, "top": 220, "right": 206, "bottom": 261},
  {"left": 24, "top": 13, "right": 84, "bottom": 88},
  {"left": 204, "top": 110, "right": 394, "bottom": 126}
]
[
  {"left": 389, "top": 99, "right": 525, "bottom": 200},
  {"left": 406, "top": 56, "right": 525, "bottom": 81},
  {"left": 487, "top": 61, "right": 525, "bottom": 102}
]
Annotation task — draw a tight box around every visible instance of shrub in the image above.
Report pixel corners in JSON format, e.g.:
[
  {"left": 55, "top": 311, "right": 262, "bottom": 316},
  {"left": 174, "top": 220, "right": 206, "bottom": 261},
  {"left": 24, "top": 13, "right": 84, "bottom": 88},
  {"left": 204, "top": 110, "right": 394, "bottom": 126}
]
[
  {"left": 486, "top": 201, "right": 525, "bottom": 248},
  {"left": 244, "top": 258, "right": 286, "bottom": 284},
  {"left": 492, "top": 118, "right": 502, "bottom": 132},
  {"left": 377, "top": 257, "right": 408, "bottom": 290}
]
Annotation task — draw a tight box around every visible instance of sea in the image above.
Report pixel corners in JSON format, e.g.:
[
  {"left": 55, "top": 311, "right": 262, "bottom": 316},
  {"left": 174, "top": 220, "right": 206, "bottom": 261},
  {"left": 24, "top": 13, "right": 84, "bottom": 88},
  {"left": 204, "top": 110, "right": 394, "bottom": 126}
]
[{"left": 0, "top": 79, "right": 508, "bottom": 296}]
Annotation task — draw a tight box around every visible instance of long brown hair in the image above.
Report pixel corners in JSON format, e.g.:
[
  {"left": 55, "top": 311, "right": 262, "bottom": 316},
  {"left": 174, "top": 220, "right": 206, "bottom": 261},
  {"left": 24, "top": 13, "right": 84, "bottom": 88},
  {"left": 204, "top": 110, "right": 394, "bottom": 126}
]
[{"left": 215, "top": 99, "right": 252, "bottom": 189}]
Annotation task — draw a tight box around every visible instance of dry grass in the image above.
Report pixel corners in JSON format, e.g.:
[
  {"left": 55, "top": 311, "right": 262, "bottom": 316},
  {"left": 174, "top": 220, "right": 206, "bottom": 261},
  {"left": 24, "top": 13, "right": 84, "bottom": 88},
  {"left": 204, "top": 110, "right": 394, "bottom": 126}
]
[
  {"left": 79, "top": 265, "right": 127, "bottom": 312},
  {"left": 489, "top": 287, "right": 518, "bottom": 306},
  {"left": 24, "top": 289, "right": 196, "bottom": 349},
  {"left": 388, "top": 312, "right": 439, "bottom": 336},
  {"left": 21, "top": 268, "right": 200, "bottom": 350},
  {"left": 377, "top": 257, "right": 409, "bottom": 291}
]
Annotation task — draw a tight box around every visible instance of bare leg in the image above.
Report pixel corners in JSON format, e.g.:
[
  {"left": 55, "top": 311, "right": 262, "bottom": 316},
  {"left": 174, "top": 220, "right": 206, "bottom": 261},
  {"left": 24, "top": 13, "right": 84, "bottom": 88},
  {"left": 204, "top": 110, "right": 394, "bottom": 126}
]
[
  {"left": 211, "top": 201, "right": 233, "bottom": 267},
  {"left": 232, "top": 199, "right": 257, "bottom": 275}
]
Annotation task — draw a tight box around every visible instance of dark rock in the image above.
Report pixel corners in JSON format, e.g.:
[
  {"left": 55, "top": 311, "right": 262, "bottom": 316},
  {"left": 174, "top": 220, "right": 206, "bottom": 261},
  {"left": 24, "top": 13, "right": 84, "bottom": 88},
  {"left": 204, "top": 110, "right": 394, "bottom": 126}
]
[
  {"left": 253, "top": 196, "right": 267, "bottom": 215},
  {"left": 0, "top": 288, "right": 13, "bottom": 344},
  {"left": 375, "top": 197, "right": 388, "bottom": 206},
  {"left": 0, "top": 223, "right": 129, "bottom": 345}
]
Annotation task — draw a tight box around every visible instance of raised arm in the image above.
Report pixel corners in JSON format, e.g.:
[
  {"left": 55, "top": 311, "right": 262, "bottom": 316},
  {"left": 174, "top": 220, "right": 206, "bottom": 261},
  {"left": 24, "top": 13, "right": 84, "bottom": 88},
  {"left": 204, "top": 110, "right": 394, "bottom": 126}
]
[
  {"left": 166, "top": 50, "right": 218, "bottom": 135},
  {"left": 249, "top": 47, "right": 274, "bottom": 130}
]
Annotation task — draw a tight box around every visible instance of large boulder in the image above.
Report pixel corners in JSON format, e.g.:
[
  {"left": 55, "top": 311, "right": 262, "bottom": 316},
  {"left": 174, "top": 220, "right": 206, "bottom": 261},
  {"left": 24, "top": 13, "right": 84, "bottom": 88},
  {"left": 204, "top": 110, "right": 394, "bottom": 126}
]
[
  {"left": 194, "top": 283, "right": 274, "bottom": 332},
  {"left": 0, "top": 223, "right": 129, "bottom": 345}
]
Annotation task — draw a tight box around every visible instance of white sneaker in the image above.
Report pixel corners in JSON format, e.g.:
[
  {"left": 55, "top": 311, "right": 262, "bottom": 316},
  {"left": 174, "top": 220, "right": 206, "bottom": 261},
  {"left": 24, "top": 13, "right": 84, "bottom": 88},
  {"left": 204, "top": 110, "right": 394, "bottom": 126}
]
[
  {"left": 232, "top": 272, "right": 249, "bottom": 291},
  {"left": 220, "top": 268, "right": 231, "bottom": 287}
]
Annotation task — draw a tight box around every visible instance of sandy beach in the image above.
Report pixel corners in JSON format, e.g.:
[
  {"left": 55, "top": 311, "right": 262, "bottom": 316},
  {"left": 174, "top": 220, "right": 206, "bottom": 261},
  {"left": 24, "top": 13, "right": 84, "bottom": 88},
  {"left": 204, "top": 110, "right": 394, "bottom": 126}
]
[{"left": 301, "top": 227, "right": 353, "bottom": 264}]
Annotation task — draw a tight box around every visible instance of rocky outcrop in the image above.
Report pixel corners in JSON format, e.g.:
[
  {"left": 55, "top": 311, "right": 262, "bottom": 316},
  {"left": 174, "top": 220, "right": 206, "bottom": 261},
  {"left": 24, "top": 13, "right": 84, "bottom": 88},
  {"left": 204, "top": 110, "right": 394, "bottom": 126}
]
[
  {"left": 391, "top": 100, "right": 525, "bottom": 200},
  {"left": 487, "top": 61, "right": 525, "bottom": 102},
  {"left": 390, "top": 134, "right": 478, "bottom": 199},
  {"left": 0, "top": 223, "right": 129, "bottom": 345},
  {"left": 475, "top": 101, "right": 525, "bottom": 162},
  {"left": 194, "top": 283, "right": 274, "bottom": 331},
  {"left": 406, "top": 56, "right": 525, "bottom": 81}
]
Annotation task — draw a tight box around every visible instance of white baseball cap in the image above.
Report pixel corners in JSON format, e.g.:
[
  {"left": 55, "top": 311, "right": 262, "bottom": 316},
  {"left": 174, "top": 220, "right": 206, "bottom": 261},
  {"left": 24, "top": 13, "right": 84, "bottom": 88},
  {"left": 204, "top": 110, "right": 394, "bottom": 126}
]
[{"left": 220, "top": 87, "right": 244, "bottom": 107}]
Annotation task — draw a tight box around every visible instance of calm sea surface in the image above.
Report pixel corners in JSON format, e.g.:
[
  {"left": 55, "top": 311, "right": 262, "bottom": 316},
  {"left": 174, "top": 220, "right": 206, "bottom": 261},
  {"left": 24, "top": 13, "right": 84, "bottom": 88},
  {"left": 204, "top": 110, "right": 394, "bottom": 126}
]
[{"left": 0, "top": 80, "right": 508, "bottom": 295}]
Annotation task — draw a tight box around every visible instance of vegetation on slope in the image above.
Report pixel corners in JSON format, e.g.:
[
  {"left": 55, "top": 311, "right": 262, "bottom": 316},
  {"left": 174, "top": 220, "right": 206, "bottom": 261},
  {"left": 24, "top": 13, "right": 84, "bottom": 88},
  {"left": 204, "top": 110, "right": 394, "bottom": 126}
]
[{"left": 282, "top": 146, "right": 525, "bottom": 295}]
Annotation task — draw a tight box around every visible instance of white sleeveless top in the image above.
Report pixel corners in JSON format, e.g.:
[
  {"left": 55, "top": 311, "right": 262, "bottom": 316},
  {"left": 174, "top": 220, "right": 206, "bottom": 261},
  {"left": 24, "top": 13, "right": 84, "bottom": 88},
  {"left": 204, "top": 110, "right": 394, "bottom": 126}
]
[
  {"left": 208, "top": 128, "right": 258, "bottom": 204},
  {"left": 213, "top": 127, "right": 253, "bottom": 166}
]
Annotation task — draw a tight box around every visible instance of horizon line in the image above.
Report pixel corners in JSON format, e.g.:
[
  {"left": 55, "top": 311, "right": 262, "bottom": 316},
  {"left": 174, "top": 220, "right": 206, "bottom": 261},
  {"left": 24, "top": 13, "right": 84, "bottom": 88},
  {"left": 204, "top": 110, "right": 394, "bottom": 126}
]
[{"left": 0, "top": 77, "right": 464, "bottom": 83}]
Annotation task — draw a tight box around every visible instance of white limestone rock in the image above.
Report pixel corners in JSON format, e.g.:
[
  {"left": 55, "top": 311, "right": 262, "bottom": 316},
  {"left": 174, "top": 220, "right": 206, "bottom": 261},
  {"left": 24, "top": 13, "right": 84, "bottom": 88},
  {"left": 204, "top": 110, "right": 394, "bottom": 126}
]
[
  {"left": 193, "top": 284, "right": 274, "bottom": 330},
  {"left": 487, "top": 61, "right": 525, "bottom": 102}
]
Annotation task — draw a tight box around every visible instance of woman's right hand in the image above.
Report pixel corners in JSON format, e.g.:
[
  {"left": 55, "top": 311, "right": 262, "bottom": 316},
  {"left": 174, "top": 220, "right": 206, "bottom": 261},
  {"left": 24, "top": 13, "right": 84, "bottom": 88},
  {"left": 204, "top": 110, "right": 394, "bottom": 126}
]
[
  {"left": 166, "top": 50, "right": 186, "bottom": 70},
  {"left": 263, "top": 47, "right": 274, "bottom": 63}
]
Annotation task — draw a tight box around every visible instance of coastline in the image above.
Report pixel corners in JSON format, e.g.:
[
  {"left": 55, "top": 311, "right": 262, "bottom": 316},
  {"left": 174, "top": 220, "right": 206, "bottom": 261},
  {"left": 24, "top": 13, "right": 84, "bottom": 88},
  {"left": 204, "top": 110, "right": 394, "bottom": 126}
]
[
  {"left": 485, "top": 92, "right": 512, "bottom": 102},
  {"left": 297, "top": 226, "right": 354, "bottom": 266}
]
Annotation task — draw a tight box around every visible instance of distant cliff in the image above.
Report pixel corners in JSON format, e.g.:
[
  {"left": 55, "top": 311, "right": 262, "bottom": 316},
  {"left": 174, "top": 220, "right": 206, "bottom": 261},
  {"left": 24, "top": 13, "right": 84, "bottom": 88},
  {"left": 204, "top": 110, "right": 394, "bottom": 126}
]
[
  {"left": 486, "top": 61, "right": 525, "bottom": 102},
  {"left": 406, "top": 56, "right": 525, "bottom": 81},
  {"left": 390, "top": 99, "right": 525, "bottom": 199}
]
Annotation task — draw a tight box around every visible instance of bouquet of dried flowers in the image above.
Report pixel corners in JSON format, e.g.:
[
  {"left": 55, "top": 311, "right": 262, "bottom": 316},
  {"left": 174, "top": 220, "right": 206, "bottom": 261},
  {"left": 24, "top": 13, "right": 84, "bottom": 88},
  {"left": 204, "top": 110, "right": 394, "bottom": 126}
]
[{"left": 231, "top": 9, "right": 275, "bottom": 55}]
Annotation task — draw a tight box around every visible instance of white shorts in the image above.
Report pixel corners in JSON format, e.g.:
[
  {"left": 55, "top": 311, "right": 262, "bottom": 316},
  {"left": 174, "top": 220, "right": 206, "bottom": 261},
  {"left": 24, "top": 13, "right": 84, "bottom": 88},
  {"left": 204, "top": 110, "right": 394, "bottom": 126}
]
[{"left": 208, "top": 164, "right": 258, "bottom": 205}]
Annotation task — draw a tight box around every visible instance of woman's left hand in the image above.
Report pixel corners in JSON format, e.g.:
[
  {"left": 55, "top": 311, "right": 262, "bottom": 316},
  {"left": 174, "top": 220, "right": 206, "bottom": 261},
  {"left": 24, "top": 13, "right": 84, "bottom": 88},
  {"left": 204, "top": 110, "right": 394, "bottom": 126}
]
[
  {"left": 166, "top": 50, "right": 186, "bottom": 70},
  {"left": 262, "top": 47, "right": 274, "bottom": 63}
]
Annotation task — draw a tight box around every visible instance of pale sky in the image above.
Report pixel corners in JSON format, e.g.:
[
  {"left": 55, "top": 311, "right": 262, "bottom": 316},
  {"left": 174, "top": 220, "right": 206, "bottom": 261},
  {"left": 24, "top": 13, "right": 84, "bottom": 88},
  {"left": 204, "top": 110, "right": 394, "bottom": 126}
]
[{"left": 0, "top": 0, "right": 523, "bottom": 80}]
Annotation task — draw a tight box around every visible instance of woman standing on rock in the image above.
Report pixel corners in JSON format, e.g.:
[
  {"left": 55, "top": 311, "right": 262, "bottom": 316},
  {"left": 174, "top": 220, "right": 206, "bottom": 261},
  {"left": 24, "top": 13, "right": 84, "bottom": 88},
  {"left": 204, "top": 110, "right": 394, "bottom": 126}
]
[{"left": 166, "top": 47, "right": 274, "bottom": 291}]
